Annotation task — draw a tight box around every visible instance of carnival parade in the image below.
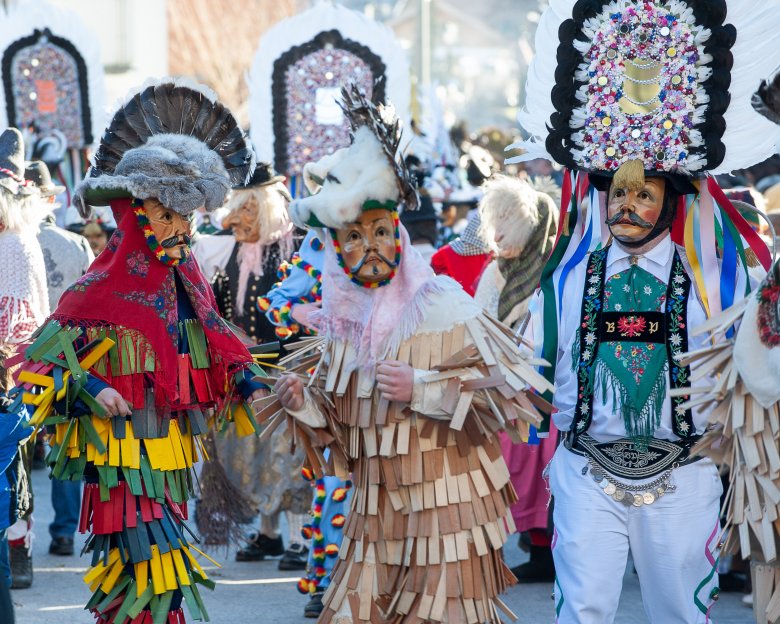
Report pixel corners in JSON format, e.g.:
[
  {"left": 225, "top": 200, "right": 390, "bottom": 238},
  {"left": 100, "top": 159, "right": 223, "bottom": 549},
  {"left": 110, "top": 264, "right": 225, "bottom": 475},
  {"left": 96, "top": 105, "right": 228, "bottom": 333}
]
[{"left": 0, "top": 0, "right": 779, "bottom": 623}]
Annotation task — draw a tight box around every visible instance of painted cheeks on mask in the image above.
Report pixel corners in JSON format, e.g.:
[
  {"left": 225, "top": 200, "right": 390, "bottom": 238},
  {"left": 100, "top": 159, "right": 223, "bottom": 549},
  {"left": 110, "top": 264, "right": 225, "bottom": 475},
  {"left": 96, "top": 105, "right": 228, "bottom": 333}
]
[
  {"left": 607, "top": 178, "right": 666, "bottom": 243},
  {"left": 144, "top": 199, "right": 192, "bottom": 259}
]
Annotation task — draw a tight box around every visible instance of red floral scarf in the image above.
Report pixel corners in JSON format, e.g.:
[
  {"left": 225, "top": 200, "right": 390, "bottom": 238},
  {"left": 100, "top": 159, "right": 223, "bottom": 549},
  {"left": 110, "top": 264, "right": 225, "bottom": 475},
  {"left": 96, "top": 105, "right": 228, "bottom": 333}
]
[{"left": 52, "top": 198, "right": 252, "bottom": 404}]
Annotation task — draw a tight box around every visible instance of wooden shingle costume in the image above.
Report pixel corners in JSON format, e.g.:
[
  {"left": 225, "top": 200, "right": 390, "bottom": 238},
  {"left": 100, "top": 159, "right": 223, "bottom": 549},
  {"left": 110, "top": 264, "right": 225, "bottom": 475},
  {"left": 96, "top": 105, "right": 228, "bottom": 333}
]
[
  {"left": 266, "top": 86, "right": 551, "bottom": 624},
  {"left": 683, "top": 67, "right": 780, "bottom": 624}
]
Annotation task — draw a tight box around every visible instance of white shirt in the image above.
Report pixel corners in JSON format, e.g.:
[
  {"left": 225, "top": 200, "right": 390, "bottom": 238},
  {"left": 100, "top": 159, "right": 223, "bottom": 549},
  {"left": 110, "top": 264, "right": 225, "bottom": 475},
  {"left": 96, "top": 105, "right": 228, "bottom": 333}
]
[{"left": 548, "top": 234, "right": 749, "bottom": 442}]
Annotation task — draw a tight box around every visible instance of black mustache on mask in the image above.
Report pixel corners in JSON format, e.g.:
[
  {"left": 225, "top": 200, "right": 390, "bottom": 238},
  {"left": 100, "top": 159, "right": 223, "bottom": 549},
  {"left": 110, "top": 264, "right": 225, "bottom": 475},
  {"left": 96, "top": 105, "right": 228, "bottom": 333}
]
[
  {"left": 605, "top": 210, "right": 654, "bottom": 229},
  {"left": 161, "top": 234, "right": 192, "bottom": 248},
  {"left": 350, "top": 250, "right": 398, "bottom": 273}
]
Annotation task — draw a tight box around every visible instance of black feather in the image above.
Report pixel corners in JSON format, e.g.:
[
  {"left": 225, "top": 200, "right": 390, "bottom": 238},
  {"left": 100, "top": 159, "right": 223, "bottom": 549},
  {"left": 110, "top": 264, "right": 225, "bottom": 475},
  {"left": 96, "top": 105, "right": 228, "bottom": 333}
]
[
  {"left": 138, "top": 86, "right": 167, "bottom": 135},
  {"left": 87, "top": 80, "right": 253, "bottom": 184},
  {"left": 753, "top": 71, "right": 780, "bottom": 126},
  {"left": 338, "top": 83, "right": 418, "bottom": 211},
  {"left": 152, "top": 82, "right": 186, "bottom": 133}
]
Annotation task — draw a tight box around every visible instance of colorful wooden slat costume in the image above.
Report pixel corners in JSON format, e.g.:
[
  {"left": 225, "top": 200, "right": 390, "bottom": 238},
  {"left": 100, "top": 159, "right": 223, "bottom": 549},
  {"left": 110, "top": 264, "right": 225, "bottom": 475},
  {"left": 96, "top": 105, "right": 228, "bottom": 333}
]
[{"left": 7, "top": 79, "right": 264, "bottom": 624}]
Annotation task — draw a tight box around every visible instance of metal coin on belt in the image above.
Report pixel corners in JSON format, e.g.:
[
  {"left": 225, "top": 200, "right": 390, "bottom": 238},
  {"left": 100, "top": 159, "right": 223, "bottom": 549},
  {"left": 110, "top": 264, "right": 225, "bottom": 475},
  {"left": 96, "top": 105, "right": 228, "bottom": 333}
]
[
  {"left": 598, "top": 478, "right": 609, "bottom": 489},
  {"left": 591, "top": 467, "right": 605, "bottom": 482},
  {"left": 604, "top": 483, "right": 617, "bottom": 496},
  {"left": 632, "top": 494, "right": 643, "bottom": 507},
  {"left": 656, "top": 486, "right": 666, "bottom": 497},
  {"left": 642, "top": 491, "right": 656, "bottom": 505},
  {"left": 621, "top": 491, "right": 633, "bottom": 506}
]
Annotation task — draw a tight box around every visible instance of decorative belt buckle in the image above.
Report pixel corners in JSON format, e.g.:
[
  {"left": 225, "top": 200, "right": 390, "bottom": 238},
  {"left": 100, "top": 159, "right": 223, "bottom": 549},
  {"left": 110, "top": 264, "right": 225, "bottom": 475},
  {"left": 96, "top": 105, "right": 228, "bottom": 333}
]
[{"left": 579, "top": 435, "right": 685, "bottom": 480}]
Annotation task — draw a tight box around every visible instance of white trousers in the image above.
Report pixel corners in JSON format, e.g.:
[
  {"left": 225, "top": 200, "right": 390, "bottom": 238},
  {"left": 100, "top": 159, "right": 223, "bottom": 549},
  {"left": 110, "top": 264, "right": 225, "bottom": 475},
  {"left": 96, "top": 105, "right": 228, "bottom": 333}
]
[{"left": 549, "top": 444, "right": 722, "bottom": 624}]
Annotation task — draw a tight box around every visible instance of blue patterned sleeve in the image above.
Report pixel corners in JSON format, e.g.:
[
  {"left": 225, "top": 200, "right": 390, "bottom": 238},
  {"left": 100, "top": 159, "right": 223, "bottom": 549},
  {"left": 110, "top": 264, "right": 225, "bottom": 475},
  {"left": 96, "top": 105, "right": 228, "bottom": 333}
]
[{"left": 258, "top": 229, "right": 324, "bottom": 339}]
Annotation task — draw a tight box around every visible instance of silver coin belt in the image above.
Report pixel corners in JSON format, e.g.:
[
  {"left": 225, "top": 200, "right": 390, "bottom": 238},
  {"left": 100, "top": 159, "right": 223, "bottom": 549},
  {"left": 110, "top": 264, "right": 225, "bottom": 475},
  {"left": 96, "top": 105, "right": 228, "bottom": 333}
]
[{"left": 585, "top": 459, "right": 677, "bottom": 506}]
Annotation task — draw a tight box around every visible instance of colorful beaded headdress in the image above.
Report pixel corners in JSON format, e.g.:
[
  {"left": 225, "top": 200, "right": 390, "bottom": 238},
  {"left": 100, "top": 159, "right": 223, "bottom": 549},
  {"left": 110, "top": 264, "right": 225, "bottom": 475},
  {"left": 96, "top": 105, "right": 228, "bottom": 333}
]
[{"left": 509, "top": 0, "right": 780, "bottom": 429}]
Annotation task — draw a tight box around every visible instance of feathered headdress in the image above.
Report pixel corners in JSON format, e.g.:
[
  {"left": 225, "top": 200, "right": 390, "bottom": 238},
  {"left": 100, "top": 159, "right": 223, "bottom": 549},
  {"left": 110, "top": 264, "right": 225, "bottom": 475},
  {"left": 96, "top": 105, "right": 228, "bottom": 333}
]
[
  {"left": 510, "top": 0, "right": 778, "bottom": 432},
  {"left": 75, "top": 78, "right": 255, "bottom": 217},
  {"left": 753, "top": 64, "right": 780, "bottom": 127},
  {"left": 289, "top": 83, "right": 417, "bottom": 229}
]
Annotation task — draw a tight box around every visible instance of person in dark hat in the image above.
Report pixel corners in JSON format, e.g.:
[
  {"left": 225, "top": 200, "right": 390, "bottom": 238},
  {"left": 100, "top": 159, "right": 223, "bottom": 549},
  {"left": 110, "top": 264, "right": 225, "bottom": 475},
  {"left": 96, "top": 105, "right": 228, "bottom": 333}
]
[
  {"left": 399, "top": 193, "right": 438, "bottom": 263},
  {"left": 199, "top": 162, "right": 296, "bottom": 345},
  {"left": 0, "top": 128, "right": 48, "bottom": 593},
  {"left": 193, "top": 162, "right": 312, "bottom": 570},
  {"left": 27, "top": 161, "right": 93, "bottom": 305},
  {"left": 80, "top": 218, "right": 114, "bottom": 256},
  {"left": 437, "top": 188, "right": 479, "bottom": 246}
]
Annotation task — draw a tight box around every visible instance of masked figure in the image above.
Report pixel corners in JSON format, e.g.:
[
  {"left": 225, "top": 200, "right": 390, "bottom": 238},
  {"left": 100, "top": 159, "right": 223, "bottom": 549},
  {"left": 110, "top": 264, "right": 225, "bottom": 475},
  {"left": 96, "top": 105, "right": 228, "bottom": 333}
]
[
  {"left": 472, "top": 175, "right": 560, "bottom": 583},
  {"left": 193, "top": 164, "right": 312, "bottom": 569},
  {"left": 201, "top": 163, "right": 295, "bottom": 344},
  {"left": 268, "top": 86, "right": 549, "bottom": 624},
  {"left": 508, "top": 1, "right": 780, "bottom": 621},
  {"left": 7, "top": 80, "right": 266, "bottom": 624}
]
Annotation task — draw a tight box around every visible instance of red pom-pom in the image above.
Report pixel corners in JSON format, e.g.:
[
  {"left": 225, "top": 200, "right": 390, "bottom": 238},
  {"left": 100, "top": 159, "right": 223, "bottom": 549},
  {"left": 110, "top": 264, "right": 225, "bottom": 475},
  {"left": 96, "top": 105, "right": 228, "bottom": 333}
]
[
  {"left": 301, "top": 525, "right": 314, "bottom": 540},
  {"left": 325, "top": 543, "right": 339, "bottom": 557},
  {"left": 297, "top": 577, "right": 312, "bottom": 594},
  {"left": 331, "top": 514, "right": 346, "bottom": 528},
  {"left": 301, "top": 466, "right": 315, "bottom": 481},
  {"left": 332, "top": 487, "right": 348, "bottom": 502}
]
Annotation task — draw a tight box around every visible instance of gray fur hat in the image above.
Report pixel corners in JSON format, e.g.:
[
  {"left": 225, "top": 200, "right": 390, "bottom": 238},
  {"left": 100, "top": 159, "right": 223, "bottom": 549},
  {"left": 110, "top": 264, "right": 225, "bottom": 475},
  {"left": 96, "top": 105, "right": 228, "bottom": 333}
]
[
  {"left": 74, "top": 134, "right": 230, "bottom": 216},
  {"left": 73, "top": 78, "right": 254, "bottom": 217}
]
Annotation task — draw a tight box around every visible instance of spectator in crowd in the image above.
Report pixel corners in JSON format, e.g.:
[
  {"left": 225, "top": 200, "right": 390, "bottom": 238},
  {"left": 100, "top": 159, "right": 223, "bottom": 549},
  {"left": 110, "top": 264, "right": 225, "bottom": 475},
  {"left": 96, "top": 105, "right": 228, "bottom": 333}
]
[
  {"left": 26, "top": 161, "right": 94, "bottom": 557},
  {"left": 0, "top": 128, "right": 49, "bottom": 589},
  {"left": 399, "top": 194, "right": 438, "bottom": 264},
  {"left": 430, "top": 210, "right": 491, "bottom": 296}
]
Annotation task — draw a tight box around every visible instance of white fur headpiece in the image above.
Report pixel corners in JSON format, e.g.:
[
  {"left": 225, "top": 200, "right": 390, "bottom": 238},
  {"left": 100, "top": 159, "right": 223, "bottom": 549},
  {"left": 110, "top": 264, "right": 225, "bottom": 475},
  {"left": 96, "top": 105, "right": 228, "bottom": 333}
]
[{"left": 290, "top": 127, "right": 400, "bottom": 229}]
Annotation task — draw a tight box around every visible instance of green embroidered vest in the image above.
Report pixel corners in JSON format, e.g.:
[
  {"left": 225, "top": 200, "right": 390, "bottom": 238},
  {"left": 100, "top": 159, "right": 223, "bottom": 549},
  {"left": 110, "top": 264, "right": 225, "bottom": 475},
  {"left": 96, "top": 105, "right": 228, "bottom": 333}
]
[{"left": 570, "top": 246, "right": 694, "bottom": 449}]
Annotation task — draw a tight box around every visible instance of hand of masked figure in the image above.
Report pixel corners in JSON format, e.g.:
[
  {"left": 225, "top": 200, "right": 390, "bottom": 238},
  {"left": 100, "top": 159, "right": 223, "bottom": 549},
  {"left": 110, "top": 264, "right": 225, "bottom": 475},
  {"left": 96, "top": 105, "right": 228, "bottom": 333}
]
[
  {"left": 290, "top": 301, "right": 322, "bottom": 329},
  {"left": 274, "top": 373, "right": 305, "bottom": 411},
  {"left": 376, "top": 360, "right": 414, "bottom": 403},
  {"left": 96, "top": 387, "right": 132, "bottom": 417}
]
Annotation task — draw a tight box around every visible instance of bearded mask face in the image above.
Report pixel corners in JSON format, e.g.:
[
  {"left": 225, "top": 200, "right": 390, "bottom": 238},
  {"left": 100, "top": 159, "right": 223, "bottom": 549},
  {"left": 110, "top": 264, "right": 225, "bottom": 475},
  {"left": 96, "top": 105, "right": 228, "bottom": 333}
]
[
  {"left": 334, "top": 208, "right": 398, "bottom": 284},
  {"left": 143, "top": 198, "right": 192, "bottom": 260},
  {"left": 223, "top": 195, "right": 260, "bottom": 243},
  {"left": 606, "top": 177, "right": 666, "bottom": 245}
]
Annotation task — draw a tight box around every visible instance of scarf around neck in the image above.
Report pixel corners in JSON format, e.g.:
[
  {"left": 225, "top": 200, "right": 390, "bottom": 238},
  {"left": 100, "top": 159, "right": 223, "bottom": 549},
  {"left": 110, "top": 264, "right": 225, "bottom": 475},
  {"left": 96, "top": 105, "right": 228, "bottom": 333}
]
[
  {"left": 310, "top": 224, "right": 445, "bottom": 369},
  {"left": 51, "top": 198, "right": 253, "bottom": 402},
  {"left": 497, "top": 200, "right": 557, "bottom": 322}
]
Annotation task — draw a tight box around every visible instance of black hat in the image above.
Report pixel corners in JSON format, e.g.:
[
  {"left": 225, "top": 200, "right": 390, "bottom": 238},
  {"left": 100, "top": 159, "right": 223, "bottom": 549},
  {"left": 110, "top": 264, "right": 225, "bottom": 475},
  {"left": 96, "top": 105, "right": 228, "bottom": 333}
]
[
  {"left": 400, "top": 194, "right": 437, "bottom": 225},
  {"left": 0, "top": 128, "right": 35, "bottom": 196},
  {"left": 25, "top": 160, "right": 66, "bottom": 197},
  {"left": 233, "top": 162, "right": 286, "bottom": 190}
]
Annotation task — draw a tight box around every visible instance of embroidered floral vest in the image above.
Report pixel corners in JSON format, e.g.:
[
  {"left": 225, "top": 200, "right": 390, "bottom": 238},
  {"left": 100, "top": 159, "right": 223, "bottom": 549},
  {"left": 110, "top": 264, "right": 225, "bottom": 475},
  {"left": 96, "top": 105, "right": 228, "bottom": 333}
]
[{"left": 570, "top": 246, "right": 694, "bottom": 448}]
